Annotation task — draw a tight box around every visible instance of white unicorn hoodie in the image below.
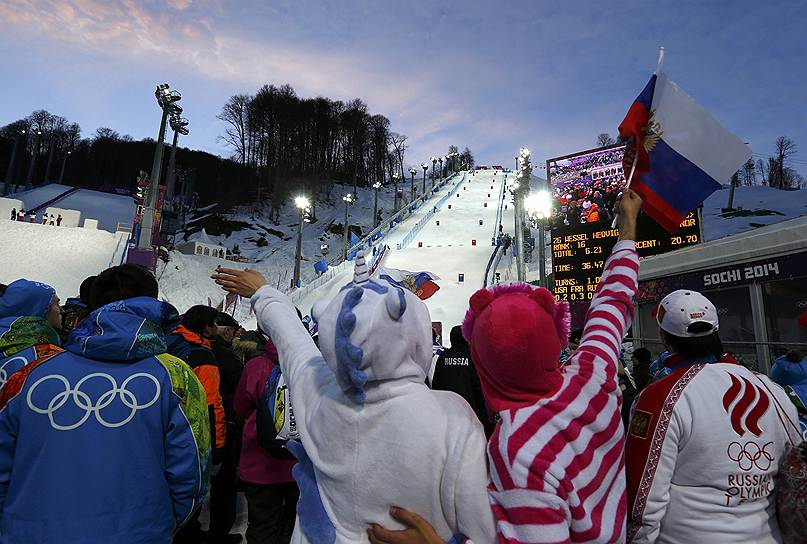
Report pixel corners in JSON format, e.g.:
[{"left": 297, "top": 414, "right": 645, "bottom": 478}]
[{"left": 251, "top": 253, "right": 495, "bottom": 544}]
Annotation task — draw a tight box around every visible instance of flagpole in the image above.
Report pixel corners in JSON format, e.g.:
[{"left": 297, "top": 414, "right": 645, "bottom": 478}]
[
  {"left": 611, "top": 153, "right": 639, "bottom": 228},
  {"left": 612, "top": 46, "right": 665, "bottom": 229}
]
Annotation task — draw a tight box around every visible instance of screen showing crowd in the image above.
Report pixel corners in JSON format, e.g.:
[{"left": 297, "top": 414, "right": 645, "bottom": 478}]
[
  {"left": 546, "top": 145, "right": 702, "bottom": 303},
  {"left": 548, "top": 146, "right": 626, "bottom": 229}
]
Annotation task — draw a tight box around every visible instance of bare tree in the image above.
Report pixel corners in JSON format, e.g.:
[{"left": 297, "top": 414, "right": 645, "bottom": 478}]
[
  {"left": 774, "top": 136, "right": 797, "bottom": 189},
  {"left": 597, "top": 133, "right": 616, "bottom": 147},
  {"left": 217, "top": 94, "right": 252, "bottom": 165},
  {"left": 742, "top": 158, "right": 756, "bottom": 186},
  {"left": 756, "top": 159, "right": 769, "bottom": 186},
  {"left": 389, "top": 132, "right": 407, "bottom": 177}
]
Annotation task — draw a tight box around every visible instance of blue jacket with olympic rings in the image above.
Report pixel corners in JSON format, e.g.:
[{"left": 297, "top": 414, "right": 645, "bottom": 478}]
[{"left": 0, "top": 297, "right": 212, "bottom": 544}]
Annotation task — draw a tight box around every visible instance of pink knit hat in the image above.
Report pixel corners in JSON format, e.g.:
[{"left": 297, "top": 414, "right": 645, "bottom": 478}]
[{"left": 463, "top": 283, "right": 570, "bottom": 412}]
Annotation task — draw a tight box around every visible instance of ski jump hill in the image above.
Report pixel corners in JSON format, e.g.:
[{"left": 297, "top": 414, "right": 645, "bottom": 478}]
[{"left": 292, "top": 169, "right": 515, "bottom": 332}]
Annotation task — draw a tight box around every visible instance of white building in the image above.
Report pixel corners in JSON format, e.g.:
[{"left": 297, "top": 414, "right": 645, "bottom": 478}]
[{"left": 175, "top": 228, "right": 227, "bottom": 259}]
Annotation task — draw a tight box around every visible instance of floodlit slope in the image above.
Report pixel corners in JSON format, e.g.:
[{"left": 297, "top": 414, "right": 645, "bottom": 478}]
[
  {"left": 383, "top": 170, "right": 512, "bottom": 331},
  {"left": 292, "top": 176, "right": 467, "bottom": 316},
  {"left": 0, "top": 220, "right": 127, "bottom": 299}
]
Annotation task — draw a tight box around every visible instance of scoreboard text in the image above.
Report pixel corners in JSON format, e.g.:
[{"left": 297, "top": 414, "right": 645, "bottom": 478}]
[{"left": 551, "top": 213, "right": 701, "bottom": 302}]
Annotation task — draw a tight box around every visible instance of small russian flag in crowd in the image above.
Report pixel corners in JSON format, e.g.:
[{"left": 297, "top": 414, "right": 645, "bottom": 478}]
[
  {"left": 378, "top": 267, "right": 441, "bottom": 300},
  {"left": 619, "top": 57, "right": 751, "bottom": 232}
]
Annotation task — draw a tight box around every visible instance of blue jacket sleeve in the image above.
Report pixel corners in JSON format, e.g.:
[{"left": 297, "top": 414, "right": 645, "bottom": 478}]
[{"left": 156, "top": 354, "right": 211, "bottom": 529}]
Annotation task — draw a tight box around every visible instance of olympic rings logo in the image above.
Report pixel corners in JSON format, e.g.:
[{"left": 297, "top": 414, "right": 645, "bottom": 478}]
[
  {"left": 727, "top": 441, "right": 774, "bottom": 471},
  {"left": 0, "top": 356, "right": 29, "bottom": 389},
  {"left": 26, "top": 372, "right": 160, "bottom": 431}
]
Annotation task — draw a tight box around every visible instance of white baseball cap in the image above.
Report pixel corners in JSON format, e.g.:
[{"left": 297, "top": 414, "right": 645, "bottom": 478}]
[{"left": 656, "top": 290, "right": 719, "bottom": 338}]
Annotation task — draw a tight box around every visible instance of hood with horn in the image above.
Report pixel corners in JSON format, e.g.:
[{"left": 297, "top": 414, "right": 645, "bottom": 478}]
[{"left": 310, "top": 251, "right": 432, "bottom": 404}]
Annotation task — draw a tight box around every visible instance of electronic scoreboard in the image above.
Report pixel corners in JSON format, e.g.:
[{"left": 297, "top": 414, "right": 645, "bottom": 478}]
[{"left": 546, "top": 144, "right": 702, "bottom": 302}]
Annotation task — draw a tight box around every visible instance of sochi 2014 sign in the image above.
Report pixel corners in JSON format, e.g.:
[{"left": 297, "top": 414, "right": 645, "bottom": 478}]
[{"left": 637, "top": 251, "right": 807, "bottom": 303}]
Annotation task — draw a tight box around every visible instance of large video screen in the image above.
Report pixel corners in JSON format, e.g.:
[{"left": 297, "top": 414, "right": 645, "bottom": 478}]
[{"left": 547, "top": 144, "right": 701, "bottom": 303}]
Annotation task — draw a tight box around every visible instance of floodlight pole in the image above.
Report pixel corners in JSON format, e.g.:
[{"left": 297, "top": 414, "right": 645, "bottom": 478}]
[
  {"left": 139, "top": 106, "right": 170, "bottom": 249},
  {"left": 409, "top": 168, "right": 416, "bottom": 200},
  {"left": 342, "top": 194, "right": 353, "bottom": 260},
  {"left": 514, "top": 149, "right": 531, "bottom": 282},
  {"left": 538, "top": 218, "right": 547, "bottom": 288},
  {"left": 421, "top": 164, "right": 428, "bottom": 194},
  {"left": 372, "top": 183, "right": 381, "bottom": 227},
  {"left": 293, "top": 206, "right": 305, "bottom": 288},
  {"left": 4, "top": 130, "right": 24, "bottom": 195},
  {"left": 165, "top": 129, "right": 180, "bottom": 202},
  {"left": 58, "top": 151, "right": 71, "bottom": 185},
  {"left": 24, "top": 131, "right": 42, "bottom": 190}
]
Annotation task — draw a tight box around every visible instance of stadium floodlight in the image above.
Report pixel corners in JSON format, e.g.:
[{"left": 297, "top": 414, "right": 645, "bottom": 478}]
[
  {"left": 371, "top": 182, "right": 382, "bottom": 228},
  {"left": 525, "top": 190, "right": 552, "bottom": 221},
  {"left": 526, "top": 190, "right": 551, "bottom": 289},
  {"left": 342, "top": 193, "right": 354, "bottom": 260},
  {"left": 166, "top": 115, "right": 190, "bottom": 202},
  {"left": 408, "top": 167, "right": 417, "bottom": 199},
  {"left": 139, "top": 83, "right": 183, "bottom": 250},
  {"left": 293, "top": 195, "right": 311, "bottom": 288},
  {"left": 421, "top": 162, "right": 429, "bottom": 194}
]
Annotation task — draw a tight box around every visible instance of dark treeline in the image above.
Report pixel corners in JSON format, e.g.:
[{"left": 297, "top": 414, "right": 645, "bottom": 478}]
[
  {"left": 218, "top": 83, "right": 474, "bottom": 222},
  {"left": 1, "top": 90, "right": 475, "bottom": 218},
  {"left": 0, "top": 111, "right": 254, "bottom": 208}
]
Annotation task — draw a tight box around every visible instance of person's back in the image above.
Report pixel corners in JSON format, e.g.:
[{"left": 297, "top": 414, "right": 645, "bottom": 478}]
[
  {"left": 626, "top": 289, "right": 801, "bottom": 543},
  {"left": 432, "top": 325, "right": 489, "bottom": 433},
  {"left": 0, "top": 272, "right": 210, "bottom": 544},
  {"left": 216, "top": 255, "right": 495, "bottom": 544},
  {"left": 166, "top": 308, "right": 227, "bottom": 453},
  {"left": 0, "top": 279, "right": 64, "bottom": 391},
  {"left": 627, "top": 362, "right": 797, "bottom": 543},
  {"left": 770, "top": 351, "right": 807, "bottom": 436}
]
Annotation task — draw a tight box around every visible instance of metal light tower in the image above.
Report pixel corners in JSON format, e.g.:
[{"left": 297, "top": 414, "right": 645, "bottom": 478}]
[
  {"left": 513, "top": 147, "right": 532, "bottom": 282},
  {"left": 139, "top": 83, "right": 182, "bottom": 250},
  {"left": 58, "top": 150, "right": 71, "bottom": 185},
  {"left": 409, "top": 167, "right": 417, "bottom": 200},
  {"left": 372, "top": 182, "right": 382, "bottom": 227},
  {"left": 293, "top": 195, "right": 311, "bottom": 288},
  {"left": 342, "top": 192, "right": 354, "bottom": 260},
  {"left": 165, "top": 115, "right": 189, "bottom": 202},
  {"left": 392, "top": 172, "right": 401, "bottom": 211},
  {"left": 526, "top": 190, "right": 552, "bottom": 288},
  {"left": 430, "top": 156, "right": 438, "bottom": 187},
  {"left": 4, "top": 128, "right": 25, "bottom": 195},
  {"left": 438, "top": 157, "right": 444, "bottom": 180},
  {"left": 421, "top": 162, "right": 429, "bottom": 194},
  {"left": 24, "top": 130, "right": 42, "bottom": 190}
]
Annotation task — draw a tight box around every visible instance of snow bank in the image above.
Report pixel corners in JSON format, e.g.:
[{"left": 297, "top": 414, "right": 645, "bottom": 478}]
[{"left": 0, "top": 220, "right": 126, "bottom": 299}]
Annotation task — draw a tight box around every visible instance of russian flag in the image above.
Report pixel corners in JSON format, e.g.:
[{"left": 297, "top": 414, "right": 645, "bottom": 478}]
[
  {"left": 378, "top": 267, "right": 441, "bottom": 300},
  {"left": 619, "top": 71, "right": 751, "bottom": 232}
]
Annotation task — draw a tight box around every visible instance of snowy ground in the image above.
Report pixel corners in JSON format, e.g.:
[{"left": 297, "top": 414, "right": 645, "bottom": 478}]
[{"left": 0, "top": 220, "right": 127, "bottom": 298}]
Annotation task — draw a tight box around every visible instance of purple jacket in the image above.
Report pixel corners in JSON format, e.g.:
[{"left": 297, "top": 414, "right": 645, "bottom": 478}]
[{"left": 234, "top": 340, "right": 296, "bottom": 484}]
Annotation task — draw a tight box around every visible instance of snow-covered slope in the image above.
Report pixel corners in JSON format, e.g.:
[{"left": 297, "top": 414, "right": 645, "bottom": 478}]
[
  {"left": 0, "top": 220, "right": 127, "bottom": 299},
  {"left": 10, "top": 184, "right": 135, "bottom": 232},
  {"left": 702, "top": 186, "right": 807, "bottom": 240}
]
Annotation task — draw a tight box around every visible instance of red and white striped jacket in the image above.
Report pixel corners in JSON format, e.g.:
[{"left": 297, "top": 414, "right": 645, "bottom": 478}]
[{"left": 483, "top": 240, "right": 638, "bottom": 544}]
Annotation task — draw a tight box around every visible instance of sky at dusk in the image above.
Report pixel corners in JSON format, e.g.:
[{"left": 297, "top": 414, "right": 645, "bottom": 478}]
[{"left": 1, "top": 0, "right": 805, "bottom": 175}]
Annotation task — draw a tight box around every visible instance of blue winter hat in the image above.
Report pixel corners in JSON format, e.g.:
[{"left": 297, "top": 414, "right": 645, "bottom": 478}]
[{"left": 0, "top": 279, "right": 56, "bottom": 319}]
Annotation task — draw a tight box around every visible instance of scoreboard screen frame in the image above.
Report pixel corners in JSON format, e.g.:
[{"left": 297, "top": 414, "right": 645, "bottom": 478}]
[{"left": 546, "top": 144, "right": 703, "bottom": 303}]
